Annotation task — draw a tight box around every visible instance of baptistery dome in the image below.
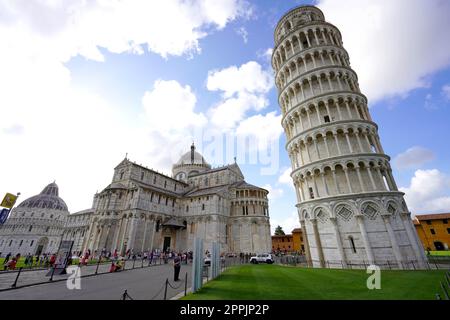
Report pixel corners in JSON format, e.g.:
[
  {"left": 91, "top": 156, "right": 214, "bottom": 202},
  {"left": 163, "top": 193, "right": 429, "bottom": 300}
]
[{"left": 18, "top": 182, "right": 68, "bottom": 211}]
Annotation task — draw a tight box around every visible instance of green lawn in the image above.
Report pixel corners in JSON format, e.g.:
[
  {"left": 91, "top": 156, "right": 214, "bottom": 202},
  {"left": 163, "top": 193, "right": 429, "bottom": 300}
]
[
  {"left": 183, "top": 264, "right": 446, "bottom": 300},
  {"left": 429, "top": 251, "right": 450, "bottom": 257},
  {"left": 0, "top": 257, "right": 107, "bottom": 269}
]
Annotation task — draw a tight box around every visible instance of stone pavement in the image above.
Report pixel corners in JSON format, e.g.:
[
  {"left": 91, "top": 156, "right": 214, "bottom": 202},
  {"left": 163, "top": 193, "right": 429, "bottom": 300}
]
[{"left": 0, "top": 261, "right": 191, "bottom": 300}]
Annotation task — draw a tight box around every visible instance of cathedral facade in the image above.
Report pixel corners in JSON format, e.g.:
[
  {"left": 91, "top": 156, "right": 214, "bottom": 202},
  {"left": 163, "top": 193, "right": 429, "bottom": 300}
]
[{"left": 0, "top": 144, "right": 272, "bottom": 256}]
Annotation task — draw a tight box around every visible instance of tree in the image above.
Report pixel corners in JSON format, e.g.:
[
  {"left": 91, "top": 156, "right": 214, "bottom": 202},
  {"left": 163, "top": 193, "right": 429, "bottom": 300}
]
[{"left": 274, "top": 225, "right": 285, "bottom": 235}]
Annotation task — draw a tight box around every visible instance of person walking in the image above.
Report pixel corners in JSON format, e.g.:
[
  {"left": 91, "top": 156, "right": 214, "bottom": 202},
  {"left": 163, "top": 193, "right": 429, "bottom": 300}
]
[
  {"left": 173, "top": 254, "right": 181, "bottom": 281},
  {"left": 3, "top": 252, "right": 11, "bottom": 265}
]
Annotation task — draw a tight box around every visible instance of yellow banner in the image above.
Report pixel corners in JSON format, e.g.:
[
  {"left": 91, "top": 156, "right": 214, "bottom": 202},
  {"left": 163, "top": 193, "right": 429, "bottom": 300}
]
[{"left": 1, "top": 193, "right": 17, "bottom": 209}]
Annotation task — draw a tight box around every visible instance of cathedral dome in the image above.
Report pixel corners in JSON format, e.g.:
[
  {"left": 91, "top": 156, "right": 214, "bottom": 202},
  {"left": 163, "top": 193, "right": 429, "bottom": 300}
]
[
  {"left": 175, "top": 143, "right": 208, "bottom": 166},
  {"left": 172, "top": 143, "right": 211, "bottom": 181},
  {"left": 17, "top": 182, "right": 68, "bottom": 211}
]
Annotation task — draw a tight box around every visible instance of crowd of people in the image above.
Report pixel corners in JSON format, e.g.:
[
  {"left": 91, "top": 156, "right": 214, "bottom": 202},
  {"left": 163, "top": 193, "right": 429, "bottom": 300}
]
[
  {"left": 0, "top": 248, "right": 257, "bottom": 272},
  {"left": 0, "top": 252, "right": 58, "bottom": 270}
]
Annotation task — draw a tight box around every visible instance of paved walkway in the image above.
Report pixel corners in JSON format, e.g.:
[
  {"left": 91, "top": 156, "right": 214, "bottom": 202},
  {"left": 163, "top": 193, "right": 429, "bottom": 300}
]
[{"left": 0, "top": 262, "right": 191, "bottom": 300}]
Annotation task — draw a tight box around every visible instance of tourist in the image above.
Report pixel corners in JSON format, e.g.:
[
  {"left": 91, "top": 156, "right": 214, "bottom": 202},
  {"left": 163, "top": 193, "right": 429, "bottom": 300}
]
[
  {"left": 5, "top": 257, "right": 17, "bottom": 270},
  {"left": 173, "top": 253, "right": 181, "bottom": 281},
  {"left": 3, "top": 252, "right": 11, "bottom": 265},
  {"left": 49, "top": 254, "right": 56, "bottom": 267}
]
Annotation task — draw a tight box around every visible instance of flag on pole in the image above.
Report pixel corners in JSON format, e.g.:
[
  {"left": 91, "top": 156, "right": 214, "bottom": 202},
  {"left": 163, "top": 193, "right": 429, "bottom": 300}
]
[
  {"left": 1, "top": 193, "right": 18, "bottom": 209},
  {"left": 0, "top": 208, "right": 10, "bottom": 225}
]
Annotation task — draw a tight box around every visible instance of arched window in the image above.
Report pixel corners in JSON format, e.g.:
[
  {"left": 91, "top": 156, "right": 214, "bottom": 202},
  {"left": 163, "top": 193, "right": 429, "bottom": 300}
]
[
  {"left": 202, "top": 204, "right": 205, "bottom": 211},
  {"left": 349, "top": 236, "right": 356, "bottom": 253},
  {"left": 28, "top": 226, "right": 32, "bottom": 232}
]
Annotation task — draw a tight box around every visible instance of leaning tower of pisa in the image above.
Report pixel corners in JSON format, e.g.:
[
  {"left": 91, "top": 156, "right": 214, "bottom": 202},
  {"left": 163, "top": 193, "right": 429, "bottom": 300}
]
[{"left": 272, "top": 5, "right": 427, "bottom": 269}]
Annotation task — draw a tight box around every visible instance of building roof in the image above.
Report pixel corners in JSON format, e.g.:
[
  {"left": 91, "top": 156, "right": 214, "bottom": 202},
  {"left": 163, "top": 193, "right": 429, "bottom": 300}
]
[
  {"left": 231, "top": 181, "right": 267, "bottom": 192},
  {"left": 415, "top": 213, "right": 450, "bottom": 221},
  {"left": 17, "top": 182, "right": 68, "bottom": 211},
  {"left": 184, "top": 185, "right": 228, "bottom": 197},
  {"left": 70, "top": 208, "right": 94, "bottom": 215},
  {"left": 271, "top": 234, "right": 293, "bottom": 238},
  {"left": 291, "top": 228, "right": 302, "bottom": 233}
]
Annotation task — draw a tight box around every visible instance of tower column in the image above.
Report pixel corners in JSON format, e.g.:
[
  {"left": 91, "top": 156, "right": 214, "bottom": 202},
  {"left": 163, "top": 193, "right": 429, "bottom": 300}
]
[
  {"left": 382, "top": 215, "right": 404, "bottom": 268},
  {"left": 329, "top": 217, "right": 347, "bottom": 268},
  {"left": 356, "top": 215, "right": 374, "bottom": 265},
  {"left": 310, "top": 219, "right": 325, "bottom": 267},
  {"left": 299, "top": 218, "right": 312, "bottom": 266}
]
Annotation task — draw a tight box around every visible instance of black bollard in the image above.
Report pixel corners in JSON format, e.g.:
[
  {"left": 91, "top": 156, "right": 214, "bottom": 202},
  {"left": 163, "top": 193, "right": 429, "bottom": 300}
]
[
  {"left": 163, "top": 278, "right": 168, "bottom": 300},
  {"left": 11, "top": 267, "right": 23, "bottom": 288},
  {"left": 184, "top": 272, "right": 188, "bottom": 296},
  {"left": 95, "top": 259, "right": 100, "bottom": 274},
  {"left": 49, "top": 266, "right": 56, "bottom": 282}
]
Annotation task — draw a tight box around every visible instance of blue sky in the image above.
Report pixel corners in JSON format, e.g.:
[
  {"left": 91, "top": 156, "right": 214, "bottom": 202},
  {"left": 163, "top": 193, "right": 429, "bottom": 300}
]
[{"left": 0, "top": 0, "right": 449, "bottom": 234}]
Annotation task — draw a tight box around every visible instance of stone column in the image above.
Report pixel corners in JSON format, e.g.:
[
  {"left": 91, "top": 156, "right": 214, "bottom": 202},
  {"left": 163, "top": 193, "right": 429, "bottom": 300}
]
[
  {"left": 329, "top": 217, "right": 347, "bottom": 268},
  {"left": 333, "top": 133, "right": 342, "bottom": 155},
  {"left": 312, "top": 175, "right": 320, "bottom": 198},
  {"left": 141, "top": 217, "right": 149, "bottom": 253},
  {"left": 366, "top": 167, "right": 377, "bottom": 190},
  {"left": 400, "top": 212, "right": 427, "bottom": 268},
  {"left": 332, "top": 170, "right": 341, "bottom": 194},
  {"left": 344, "top": 168, "right": 353, "bottom": 193},
  {"left": 299, "top": 218, "right": 312, "bottom": 266},
  {"left": 311, "top": 219, "right": 325, "bottom": 267},
  {"left": 345, "top": 131, "right": 354, "bottom": 153},
  {"left": 356, "top": 215, "right": 374, "bottom": 265},
  {"left": 321, "top": 173, "right": 330, "bottom": 196},
  {"left": 382, "top": 215, "right": 403, "bottom": 269},
  {"left": 313, "top": 138, "right": 320, "bottom": 159},
  {"left": 113, "top": 218, "right": 124, "bottom": 252},
  {"left": 356, "top": 167, "right": 366, "bottom": 192},
  {"left": 323, "top": 135, "right": 331, "bottom": 157},
  {"left": 355, "top": 132, "right": 364, "bottom": 152}
]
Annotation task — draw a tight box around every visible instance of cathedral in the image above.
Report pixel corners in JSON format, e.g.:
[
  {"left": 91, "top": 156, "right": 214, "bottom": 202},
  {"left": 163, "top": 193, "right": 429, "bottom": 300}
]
[{"left": 0, "top": 144, "right": 272, "bottom": 256}]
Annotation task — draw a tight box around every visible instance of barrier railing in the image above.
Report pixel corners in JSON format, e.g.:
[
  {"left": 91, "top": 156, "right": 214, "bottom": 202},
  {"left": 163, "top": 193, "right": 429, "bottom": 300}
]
[{"left": 0, "top": 257, "right": 169, "bottom": 292}]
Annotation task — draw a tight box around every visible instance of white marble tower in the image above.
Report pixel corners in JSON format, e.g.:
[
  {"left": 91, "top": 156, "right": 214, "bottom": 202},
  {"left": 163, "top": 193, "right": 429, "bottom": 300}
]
[{"left": 272, "top": 5, "right": 427, "bottom": 268}]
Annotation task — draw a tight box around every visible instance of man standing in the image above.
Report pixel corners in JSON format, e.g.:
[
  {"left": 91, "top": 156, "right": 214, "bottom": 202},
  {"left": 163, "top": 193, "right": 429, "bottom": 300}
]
[{"left": 173, "top": 253, "right": 181, "bottom": 281}]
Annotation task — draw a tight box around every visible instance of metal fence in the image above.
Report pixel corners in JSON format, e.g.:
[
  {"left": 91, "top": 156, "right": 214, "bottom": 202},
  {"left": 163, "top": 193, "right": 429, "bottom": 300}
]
[
  {"left": 0, "top": 256, "right": 167, "bottom": 292},
  {"left": 273, "top": 255, "right": 450, "bottom": 270}
]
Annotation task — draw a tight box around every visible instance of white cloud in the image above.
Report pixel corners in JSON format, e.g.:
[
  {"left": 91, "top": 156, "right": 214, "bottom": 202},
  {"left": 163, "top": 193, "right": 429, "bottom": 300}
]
[
  {"left": 257, "top": 48, "right": 273, "bottom": 62},
  {"left": 424, "top": 93, "right": 437, "bottom": 111},
  {"left": 209, "top": 92, "right": 269, "bottom": 130},
  {"left": 235, "top": 111, "right": 283, "bottom": 151},
  {"left": 400, "top": 169, "right": 450, "bottom": 214},
  {"left": 263, "top": 184, "right": 284, "bottom": 202},
  {"left": 143, "top": 80, "right": 207, "bottom": 134},
  {"left": 278, "top": 167, "right": 292, "bottom": 185},
  {"left": 236, "top": 26, "right": 248, "bottom": 43},
  {"left": 317, "top": 0, "right": 450, "bottom": 102},
  {"left": 207, "top": 60, "right": 273, "bottom": 98},
  {"left": 0, "top": 0, "right": 250, "bottom": 213},
  {"left": 442, "top": 84, "right": 450, "bottom": 101},
  {"left": 207, "top": 61, "right": 274, "bottom": 129},
  {"left": 0, "top": 0, "right": 250, "bottom": 61},
  {"left": 270, "top": 211, "right": 300, "bottom": 235},
  {"left": 394, "top": 146, "right": 436, "bottom": 170}
]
